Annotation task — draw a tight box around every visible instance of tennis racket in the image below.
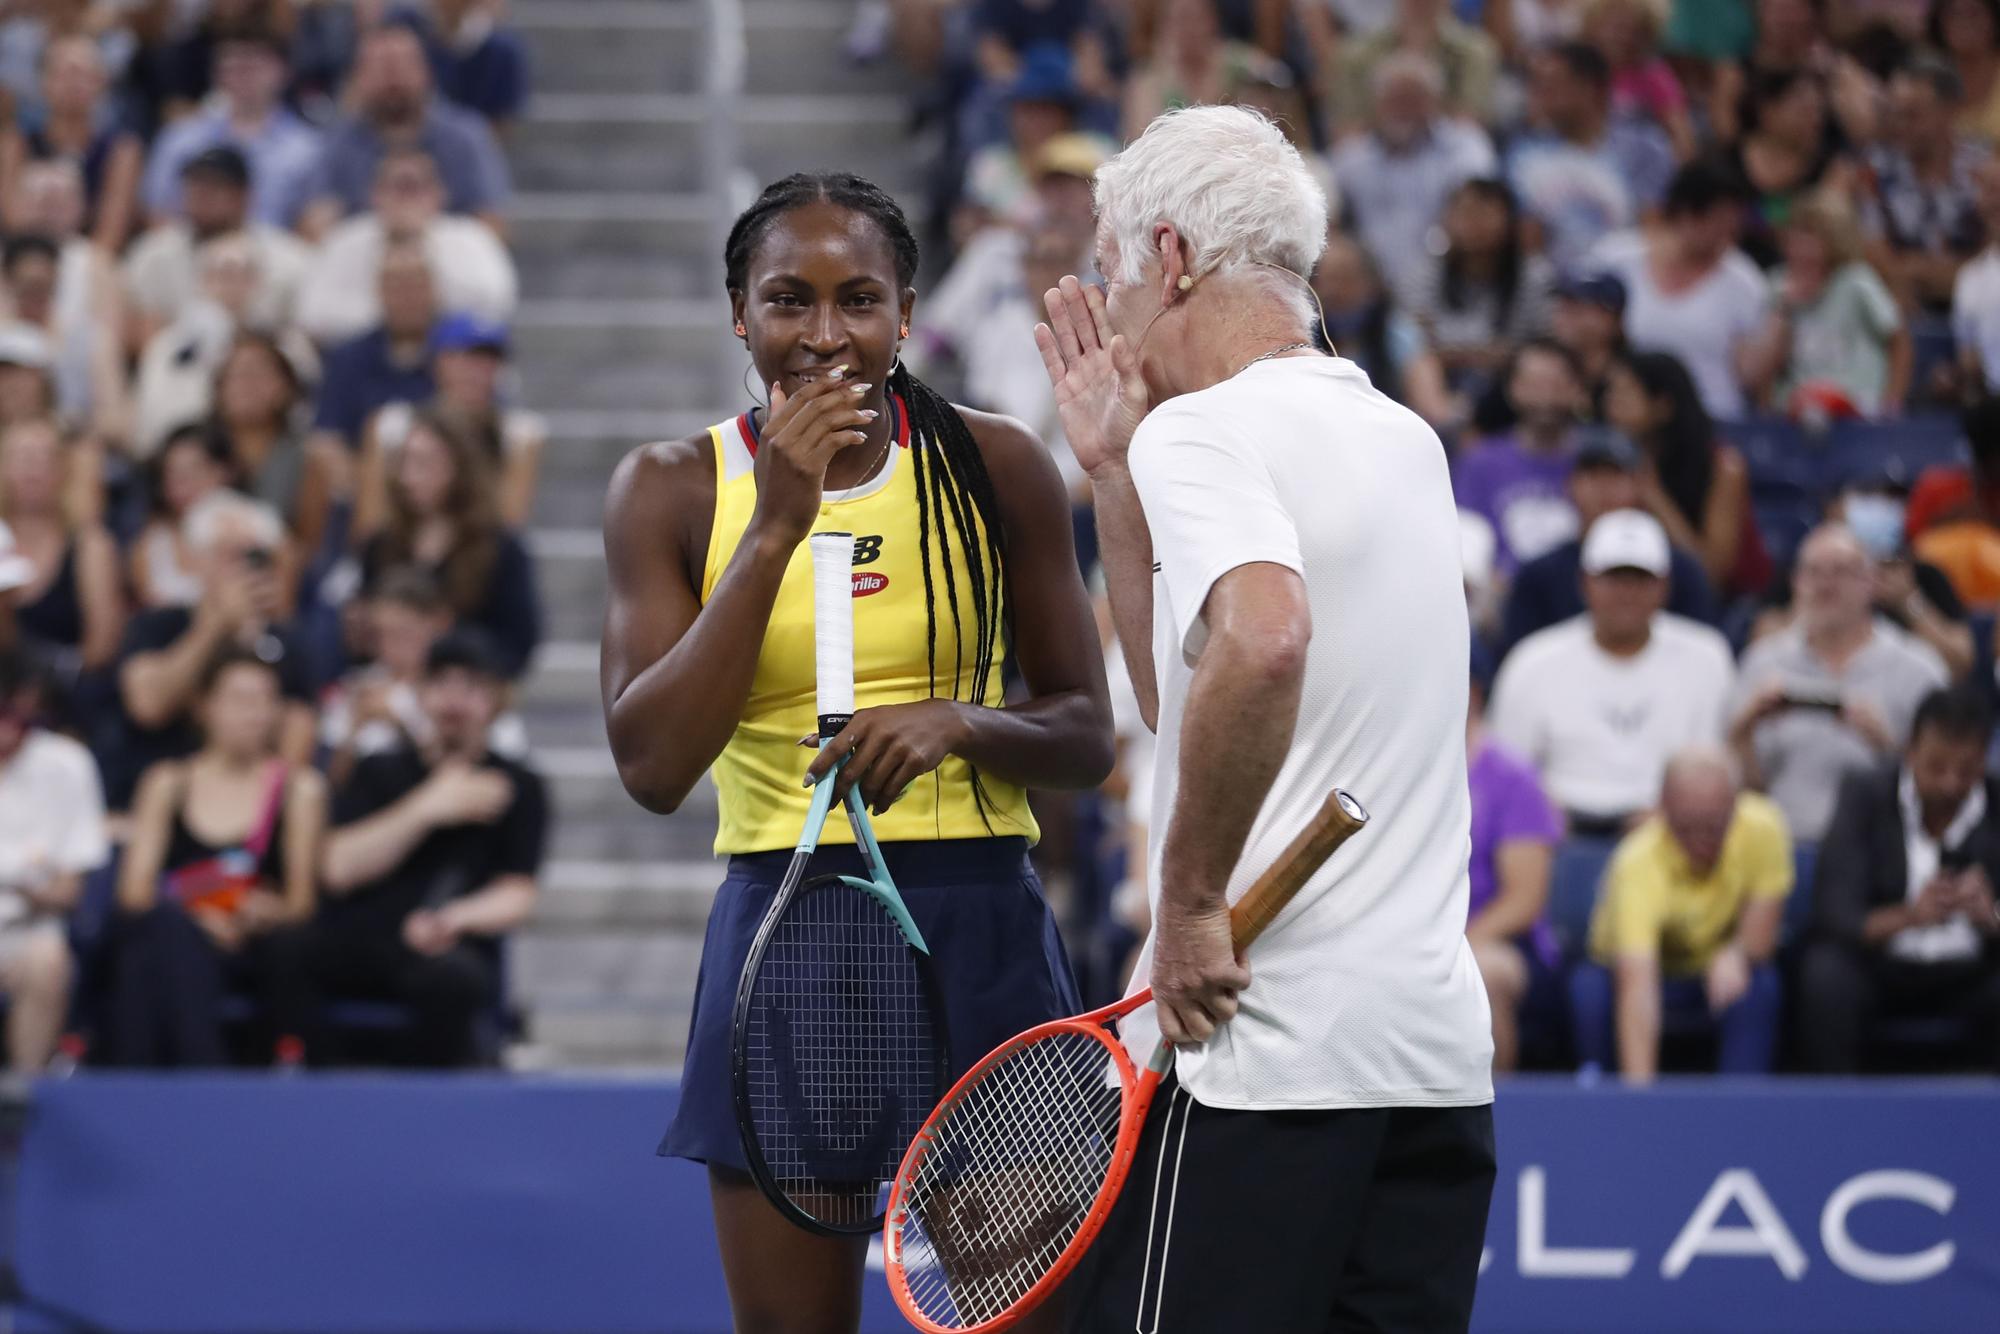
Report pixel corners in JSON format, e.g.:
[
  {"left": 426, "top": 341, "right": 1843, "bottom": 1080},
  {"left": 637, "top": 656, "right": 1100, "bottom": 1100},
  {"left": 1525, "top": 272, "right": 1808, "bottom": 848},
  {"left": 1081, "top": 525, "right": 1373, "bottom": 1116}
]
[
  {"left": 884, "top": 788, "right": 1370, "bottom": 1331},
  {"left": 730, "top": 530, "right": 952, "bottom": 1236}
]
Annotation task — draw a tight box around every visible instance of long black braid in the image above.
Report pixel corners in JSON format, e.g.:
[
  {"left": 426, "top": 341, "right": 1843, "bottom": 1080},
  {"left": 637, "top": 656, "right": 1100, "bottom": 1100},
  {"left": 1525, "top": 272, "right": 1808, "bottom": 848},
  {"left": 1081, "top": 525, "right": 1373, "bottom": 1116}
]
[{"left": 726, "top": 173, "right": 1016, "bottom": 828}]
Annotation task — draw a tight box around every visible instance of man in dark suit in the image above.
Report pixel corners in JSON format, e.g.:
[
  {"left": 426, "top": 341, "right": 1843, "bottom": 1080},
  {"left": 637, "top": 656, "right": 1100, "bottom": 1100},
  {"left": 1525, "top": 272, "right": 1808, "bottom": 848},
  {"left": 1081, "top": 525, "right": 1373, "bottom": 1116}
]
[{"left": 1802, "top": 686, "right": 2000, "bottom": 1072}]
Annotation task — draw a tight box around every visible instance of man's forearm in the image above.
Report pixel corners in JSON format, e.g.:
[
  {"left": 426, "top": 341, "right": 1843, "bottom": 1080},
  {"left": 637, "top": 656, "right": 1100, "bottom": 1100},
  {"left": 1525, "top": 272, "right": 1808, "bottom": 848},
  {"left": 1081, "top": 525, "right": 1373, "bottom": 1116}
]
[
  {"left": 440, "top": 876, "right": 537, "bottom": 937},
  {"left": 1155, "top": 621, "right": 1306, "bottom": 914},
  {"left": 1090, "top": 464, "right": 1158, "bottom": 730},
  {"left": 323, "top": 795, "right": 437, "bottom": 893},
  {"left": 122, "top": 614, "right": 228, "bottom": 726},
  {"left": 1616, "top": 960, "right": 1661, "bottom": 1082}
]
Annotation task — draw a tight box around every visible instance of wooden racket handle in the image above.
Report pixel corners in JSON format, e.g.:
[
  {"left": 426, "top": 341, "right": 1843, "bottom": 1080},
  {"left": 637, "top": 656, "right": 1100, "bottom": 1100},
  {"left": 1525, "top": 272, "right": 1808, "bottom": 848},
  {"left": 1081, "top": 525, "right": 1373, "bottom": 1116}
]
[{"left": 1228, "top": 789, "right": 1369, "bottom": 950}]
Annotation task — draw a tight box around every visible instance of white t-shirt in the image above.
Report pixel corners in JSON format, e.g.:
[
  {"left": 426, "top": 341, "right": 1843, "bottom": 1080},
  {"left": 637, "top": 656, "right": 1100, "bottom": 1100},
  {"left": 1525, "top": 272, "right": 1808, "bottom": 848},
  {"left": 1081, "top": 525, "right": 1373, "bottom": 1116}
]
[
  {"left": 0, "top": 731, "right": 108, "bottom": 929},
  {"left": 1125, "top": 355, "right": 1494, "bottom": 1111},
  {"left": 1591, "top": 231, "right": 1767, "bottom": 420},
  {"left": 1488, "top": 612, "right": 1736, "bottom": 820},
  {"left": 296, "top": 215, "right": 519, "bottom": 347},
  {"left": 1951, "top": 249, "right": 2000, "bottom": 393}
]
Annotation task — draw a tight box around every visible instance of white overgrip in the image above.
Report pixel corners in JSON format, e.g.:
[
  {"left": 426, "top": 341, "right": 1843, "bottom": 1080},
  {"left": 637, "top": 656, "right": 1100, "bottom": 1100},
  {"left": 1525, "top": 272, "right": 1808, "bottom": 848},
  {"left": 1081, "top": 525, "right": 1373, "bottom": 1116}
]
[{"left": 809, "top": 531, "right": 856, "bottom": 730}]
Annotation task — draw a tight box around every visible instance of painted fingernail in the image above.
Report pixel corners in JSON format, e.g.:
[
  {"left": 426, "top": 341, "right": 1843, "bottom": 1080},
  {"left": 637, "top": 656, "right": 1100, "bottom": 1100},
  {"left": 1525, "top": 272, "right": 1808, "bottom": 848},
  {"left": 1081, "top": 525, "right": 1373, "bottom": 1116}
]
[
  {"left": 796, "top": 734, "right": 817, "bottom": 747},
  {"left": 851, "top": 383, "right": 872, "bottom": 394},
  {"left": 832, "top": 364, "right": 849, "bottom": 378},
  {"left": 860, "top": 409, "right": 879, "bottom": 420},
  {"left": 802, "top": 774, "right": 816, "bottom": 788}
]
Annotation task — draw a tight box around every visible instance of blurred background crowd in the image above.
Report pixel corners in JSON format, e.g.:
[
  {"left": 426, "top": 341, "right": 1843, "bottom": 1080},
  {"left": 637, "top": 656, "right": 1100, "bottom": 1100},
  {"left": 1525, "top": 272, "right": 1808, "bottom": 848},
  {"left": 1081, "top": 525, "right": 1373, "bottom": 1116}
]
[
  {"left": 0, "top": 0, "right": 545, "bottom": 1073},
  {"left": 5, "top": 0, "right": 2000, "bottom": 1084},
  {"left": 881, "top": 0, "right": 2000, "bottom": 1080}
]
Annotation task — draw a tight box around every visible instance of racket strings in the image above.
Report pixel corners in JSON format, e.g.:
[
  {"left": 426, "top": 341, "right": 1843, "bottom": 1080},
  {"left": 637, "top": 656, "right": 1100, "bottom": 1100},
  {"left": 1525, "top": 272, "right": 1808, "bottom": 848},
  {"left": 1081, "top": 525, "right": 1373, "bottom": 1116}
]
[
  {"left": 744, "top": 877, "right": 940, "bottom": 1230},
  {"left": 895, "top": 1028, "right": 1129, "bottom": 1327}
]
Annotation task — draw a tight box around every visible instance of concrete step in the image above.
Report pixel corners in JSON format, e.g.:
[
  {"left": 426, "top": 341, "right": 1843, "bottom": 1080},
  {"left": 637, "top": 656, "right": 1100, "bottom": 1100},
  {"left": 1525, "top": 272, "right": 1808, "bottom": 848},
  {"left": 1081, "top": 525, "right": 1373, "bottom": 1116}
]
[
  {"left": 511, "top": 929, "right": 704, "bottom": 1008},
  {"left": 512, "top": 299, "right": 732, "bottom": 415},
  {"left": 511, "top": 96, "right": 912, "bottom": 197},
  {"left": 537, "top": 410, "right": 706, "bottom": 481},
  {"left": 527, "top": 1004, "right": 689, "bottom": 1065},
  {"left": 511, "top": 194, "right": 714, "bottom": 303},
  {"left": 514, "top": 1, "right": 702, "bottom": 95}
]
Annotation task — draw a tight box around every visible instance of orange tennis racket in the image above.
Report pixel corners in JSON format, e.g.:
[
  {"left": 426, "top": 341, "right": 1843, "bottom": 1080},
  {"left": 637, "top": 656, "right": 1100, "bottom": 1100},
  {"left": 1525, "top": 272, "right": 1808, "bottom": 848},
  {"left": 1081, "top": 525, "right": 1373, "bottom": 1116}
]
[{"left": 883, "top": 788, "right": 1370, "bottom": 1332}]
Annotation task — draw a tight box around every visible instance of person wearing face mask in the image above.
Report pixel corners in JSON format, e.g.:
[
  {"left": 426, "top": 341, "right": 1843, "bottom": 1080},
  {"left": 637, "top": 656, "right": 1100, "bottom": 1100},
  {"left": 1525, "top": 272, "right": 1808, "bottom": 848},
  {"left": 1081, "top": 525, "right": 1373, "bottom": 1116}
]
[{"left": 1728, "top": 524, "right": 1949, "bottom": 843}]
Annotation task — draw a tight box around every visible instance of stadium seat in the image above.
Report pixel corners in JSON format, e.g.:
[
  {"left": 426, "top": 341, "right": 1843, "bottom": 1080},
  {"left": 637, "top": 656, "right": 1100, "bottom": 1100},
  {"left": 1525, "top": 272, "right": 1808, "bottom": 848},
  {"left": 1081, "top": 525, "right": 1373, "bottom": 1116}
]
[
  {"left": 1723, "top": 416, "right": 1814, "bottom": 491},
  {"left": 1548, "top": 837, "right": 1618, "bottom": 958},
  {"left": 1826, "top": 416, "right": 1967, "bottom": 491}
]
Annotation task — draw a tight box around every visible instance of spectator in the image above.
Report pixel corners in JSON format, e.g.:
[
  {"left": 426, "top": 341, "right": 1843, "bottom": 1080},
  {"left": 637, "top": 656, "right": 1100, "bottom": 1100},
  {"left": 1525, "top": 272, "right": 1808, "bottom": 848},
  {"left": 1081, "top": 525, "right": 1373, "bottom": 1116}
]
[
  {"left": 122, "top": 145, "right": 308, "bottom": 351},
  {"left": 1499, "top": 427, "right": 1717, "bottom": 655},
  {"left": 309, "top": 239, "right": 439, "bottom": 453},
  {"left": 1485, "top": 0, "right": 1587, "bottom": 64},
  {"left": 1407, "top": 177, "right": 1557, "bottom": 390},
  {"left": 1312, "top": 228, "right": 1458, "bottom": 429},
  {"left": 1803, "top": 685, "right": 2000, "bottom": 1071},
  {"left": 316, "top": 628, "right": 546, "bottom": 1067},
  {"left": 3, "top": 233, "right": 127, "bottom": 448},
  {"left": 1489, "top": 508, "right": 1735, "bottom": 831},
  {"left": 1120, "top": 0, "right": 1236, "bottom": 138},
  {"left": 1604, "top": 348, "right": 1765, "bottom": 596},
  {"left": 110, "top": 490, "right": 317, "bottom": 810},
  {"left": 1720, "top": 68, "right": 1855, "bottom": 269},
  {"left": 0, "top": 647, "right": 101, "bottom": 1071},
  {"left": 1861, "top": 56, "right": 1988, "bottom": 316},
  {"left": 1730, "top": 525, "right": 1949, "bottom": 842},
  {"left": 1466, "top": 641, "right": 1561, "bottom": 1073},
  {"left": 1592, "top": 162, "right": 1768, "bottom": 422},
  {"left": 1821, "top": 474, "right": 1977, "bottom": 681},
  {"left": 358, "top": 409, "right": 539, "bottom": 679},
  {"left": 406, "top": 315, "right": 544, "bottom": 526},
  {"left": 1571, "top": 746, "right": 1792, "bottom": 1080},
  {"left": 145, "top": 0, "right": 290, "bottom": 122},
  {"left": 1508, "top": 41, "right": 1675, "bottom": 276},
  {"left": 1332, "top": 0, "right": 1499, "bottom": 130},
  {"left": 9, "top": 159, "right": 120, "bottom": 374},
  {"left": 1950, "top": 156, "right": 2000, "bottom": 394},
  {"left": 299, "top": 21, "right": 511, "bottom": 236},
  {"left": 0, "top": 323, "right": 54, "bottom": 432},
  {"left": 107, "top": 647, "right": 325, "bottom": 1067},
  {"left": 1331, "top": 51, "right": 1497, "bottom": 303},
  {"left": 1935, "top": 0, "right": 2000, "bottom": 146},
  {"left": 296, "top": 146, "right": 517, "bottom": 348},
  {"left": 0, "top": 416, "right": 122, "bottom": 676},
  {"left": 962, "top": 43, "right": 1112, "bottom": 238},
  {"left": 141, "top": 22, "right": 322, "bottom": 230},
  {"left": 129, "top": 425, "right": 233, "bottom": 610},
  {"left": 1744, "top": 191, "right": 1909, "bottom": 417},
  {"left": 1581, "top": 0, "right": 1695, "bottom": 158},
  {"left": 1454, "top": 339, "right": 1587, "bottom": 572},
  {"left": 206, "top": 332, "right": 334, "bottom": 556},
  {"left": 1549, "top": 269, "right": 1629, "bottom": 410},
  {"left": 401, "top": 0, "right": 532, "bottom": 130},
  {"left": 131, "top": 229, "right": 264, "bottom": 456},
  {"left": 0, "top": 33, "right": 141, "bottom": 254},
  {"left": 320, "top": 565, "right": 528, "bottom": 787}
]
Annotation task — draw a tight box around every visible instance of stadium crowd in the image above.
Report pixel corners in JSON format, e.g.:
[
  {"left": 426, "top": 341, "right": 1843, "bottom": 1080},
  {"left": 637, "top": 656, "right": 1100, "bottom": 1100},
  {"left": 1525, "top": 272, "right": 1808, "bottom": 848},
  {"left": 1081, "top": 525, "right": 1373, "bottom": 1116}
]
[
  {"left": 0, "top": 0, "right": 545, "bottom": 1072},
  {"left": 889, "top": 0, "right": 2000, "bottom": 1078}
]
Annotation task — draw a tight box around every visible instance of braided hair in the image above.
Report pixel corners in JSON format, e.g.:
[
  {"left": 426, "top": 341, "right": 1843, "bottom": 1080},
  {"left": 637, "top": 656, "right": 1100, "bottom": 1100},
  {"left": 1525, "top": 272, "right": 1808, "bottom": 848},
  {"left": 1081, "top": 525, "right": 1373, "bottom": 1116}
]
[{"left": 725, "top": 174, "right": 1014, "bottom": 826}]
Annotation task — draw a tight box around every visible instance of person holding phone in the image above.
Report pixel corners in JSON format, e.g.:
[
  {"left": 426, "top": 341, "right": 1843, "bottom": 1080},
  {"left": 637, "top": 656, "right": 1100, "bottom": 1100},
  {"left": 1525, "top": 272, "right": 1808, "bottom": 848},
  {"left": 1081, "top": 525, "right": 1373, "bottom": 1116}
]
[{"left": 1729, "top": 524, "right": 1949, "bottom": 843}]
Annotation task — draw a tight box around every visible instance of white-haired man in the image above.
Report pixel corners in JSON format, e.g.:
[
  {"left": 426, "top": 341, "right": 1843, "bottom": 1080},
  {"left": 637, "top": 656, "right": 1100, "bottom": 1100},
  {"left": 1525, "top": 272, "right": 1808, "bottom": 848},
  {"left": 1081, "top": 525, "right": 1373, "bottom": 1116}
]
[
  {"left": 1037, "top": 105, "right": 1494, "bottom": 1332},
  {"left": 110, "top": 492, "right": 317, "bottom": 810}
]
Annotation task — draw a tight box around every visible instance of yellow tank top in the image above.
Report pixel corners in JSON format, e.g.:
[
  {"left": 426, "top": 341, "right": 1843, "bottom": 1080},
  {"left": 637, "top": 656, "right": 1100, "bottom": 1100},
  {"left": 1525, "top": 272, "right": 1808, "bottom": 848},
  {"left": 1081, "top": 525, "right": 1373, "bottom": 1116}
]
[{"left": 701, "top": 399, "right": 1040, "bottom": 854}]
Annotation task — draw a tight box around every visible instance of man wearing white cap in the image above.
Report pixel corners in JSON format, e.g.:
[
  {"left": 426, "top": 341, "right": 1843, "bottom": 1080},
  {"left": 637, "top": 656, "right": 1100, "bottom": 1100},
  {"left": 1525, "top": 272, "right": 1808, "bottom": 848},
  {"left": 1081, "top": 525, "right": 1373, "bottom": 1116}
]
[{"left": 1489, "top": 508, "right": 1736, "bottom": 834}]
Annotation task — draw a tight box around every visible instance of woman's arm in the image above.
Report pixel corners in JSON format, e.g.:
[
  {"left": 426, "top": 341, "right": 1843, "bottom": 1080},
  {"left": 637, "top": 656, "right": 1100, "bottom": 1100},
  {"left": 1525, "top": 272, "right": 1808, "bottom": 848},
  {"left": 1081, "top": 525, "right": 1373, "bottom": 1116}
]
[
  {"left": 74, "top": 523, "right": 124, "bottom": 669},
  {"left": 89, "top": 134, "right": 142, "bottom": 255},
  {"left": 605, "top": 377, "right": 872, "bottom": 813},
  {"left": 277, "top": 768, "right": 328, "bottom": 924},
  {"left": 1467, "top": 839, "right": 1553, "bottom": 944},
  {"left": 116, "top": 762, "right": 179, "bottom": 913},
  {"left": 1695, "top": 446, "right": 1750, "bottom": 589},
  {"left": 1883, "top": 323, "right": 1913, "bottom": 415}
]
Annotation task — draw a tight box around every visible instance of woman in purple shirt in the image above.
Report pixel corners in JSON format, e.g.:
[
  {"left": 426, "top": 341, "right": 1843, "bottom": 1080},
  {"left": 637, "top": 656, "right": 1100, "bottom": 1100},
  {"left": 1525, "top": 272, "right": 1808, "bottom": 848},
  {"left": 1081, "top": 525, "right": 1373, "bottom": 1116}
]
[{"left": 1468, "top": 643, "right": 1563, "bottom": 1071}]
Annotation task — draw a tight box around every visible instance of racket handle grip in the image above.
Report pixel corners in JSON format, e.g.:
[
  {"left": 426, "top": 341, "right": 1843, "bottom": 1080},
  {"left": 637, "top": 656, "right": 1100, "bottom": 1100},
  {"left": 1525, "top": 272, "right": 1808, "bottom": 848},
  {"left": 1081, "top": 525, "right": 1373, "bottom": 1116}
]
[{"left": 1229, "top": 789, "right": 1369, "bottom": 950}]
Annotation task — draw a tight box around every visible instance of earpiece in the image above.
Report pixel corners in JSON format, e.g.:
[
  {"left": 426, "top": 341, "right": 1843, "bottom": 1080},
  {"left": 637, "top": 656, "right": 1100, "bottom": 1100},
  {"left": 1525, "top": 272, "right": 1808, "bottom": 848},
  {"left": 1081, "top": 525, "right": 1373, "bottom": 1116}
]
[{"left": 1177, "top": 275, "right": 1194, "bottom": 292}]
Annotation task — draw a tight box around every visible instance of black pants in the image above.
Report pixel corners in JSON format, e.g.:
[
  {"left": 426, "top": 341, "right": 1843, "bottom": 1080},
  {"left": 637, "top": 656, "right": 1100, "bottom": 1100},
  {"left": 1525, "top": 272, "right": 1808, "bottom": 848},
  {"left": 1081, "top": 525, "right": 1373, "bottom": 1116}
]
[
  {"left": 1062, "top": 1075, "right": 1495, "bottom": 1333},
  {"left": 304, "top": 921, "right": 496, "bottom": 1068},
  {"left": 1798, "top": 939, "right": 2000, "bottom": 1073},
  {"left": 102, "top": 906, "right": 314, "bottom": 1067}
]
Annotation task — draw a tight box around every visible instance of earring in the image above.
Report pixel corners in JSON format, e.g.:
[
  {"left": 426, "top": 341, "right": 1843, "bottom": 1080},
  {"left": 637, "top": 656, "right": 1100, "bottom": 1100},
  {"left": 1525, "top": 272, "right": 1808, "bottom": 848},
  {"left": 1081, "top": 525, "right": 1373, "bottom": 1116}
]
[
  {"left": 741, "top": 360, "right": 768, "bottom": 409},
  {"left": 899, "top": 323, "right": 910, "bottom": 339},
  {"left": 735, "top": 322, "right": 746, "bottom": 337}
]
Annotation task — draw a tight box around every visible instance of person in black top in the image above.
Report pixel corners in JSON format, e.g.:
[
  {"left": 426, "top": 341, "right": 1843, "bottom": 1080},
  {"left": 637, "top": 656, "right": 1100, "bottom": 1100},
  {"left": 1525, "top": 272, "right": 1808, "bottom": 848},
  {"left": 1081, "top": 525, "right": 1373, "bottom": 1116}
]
[
  {"left": 1802, "top": 686, "right": 2000, "bottom": 1072},
  {"left": 314, "top": 628, "right": 546, "bottom": 1067},
  {"left": 105, "top": 647, "right": 327, "bottom": 1067}
]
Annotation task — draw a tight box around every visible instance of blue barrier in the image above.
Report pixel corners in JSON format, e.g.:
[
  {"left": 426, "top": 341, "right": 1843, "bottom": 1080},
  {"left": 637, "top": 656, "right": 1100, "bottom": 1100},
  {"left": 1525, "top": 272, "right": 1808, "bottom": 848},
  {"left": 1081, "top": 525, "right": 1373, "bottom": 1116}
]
[{"left": 13, "top": 1075, "right": 1999, "bottom": 1332}]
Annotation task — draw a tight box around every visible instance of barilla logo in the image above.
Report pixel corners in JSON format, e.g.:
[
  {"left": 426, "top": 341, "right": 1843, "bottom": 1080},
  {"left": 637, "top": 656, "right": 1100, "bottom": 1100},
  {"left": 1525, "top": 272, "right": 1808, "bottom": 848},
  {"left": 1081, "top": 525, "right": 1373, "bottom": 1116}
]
[{"left": 853, "top": 572, "right": 889, "bottom": 597}]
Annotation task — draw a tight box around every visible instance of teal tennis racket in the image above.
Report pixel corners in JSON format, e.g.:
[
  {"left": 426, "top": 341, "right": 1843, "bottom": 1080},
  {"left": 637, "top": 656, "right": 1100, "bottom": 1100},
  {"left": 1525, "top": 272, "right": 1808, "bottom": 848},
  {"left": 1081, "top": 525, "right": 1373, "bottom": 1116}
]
[{"left": 730, "top": 531, "right": 952, "bottom": 1234}]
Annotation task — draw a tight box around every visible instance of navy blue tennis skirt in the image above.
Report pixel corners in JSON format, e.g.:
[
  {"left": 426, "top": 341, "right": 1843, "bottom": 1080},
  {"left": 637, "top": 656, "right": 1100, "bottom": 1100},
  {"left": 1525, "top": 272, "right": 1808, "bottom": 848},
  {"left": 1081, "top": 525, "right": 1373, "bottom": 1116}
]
[{"left": 658, "top": 836, "right": 1081, "bottom": 1171}]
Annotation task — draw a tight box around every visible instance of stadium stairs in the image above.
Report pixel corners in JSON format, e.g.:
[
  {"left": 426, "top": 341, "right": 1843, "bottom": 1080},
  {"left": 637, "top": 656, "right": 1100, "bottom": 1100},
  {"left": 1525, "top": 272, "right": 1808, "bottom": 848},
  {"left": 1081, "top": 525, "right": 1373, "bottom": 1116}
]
[{"left": 505, "top": 1, "right": 920, "bottom": 1068}]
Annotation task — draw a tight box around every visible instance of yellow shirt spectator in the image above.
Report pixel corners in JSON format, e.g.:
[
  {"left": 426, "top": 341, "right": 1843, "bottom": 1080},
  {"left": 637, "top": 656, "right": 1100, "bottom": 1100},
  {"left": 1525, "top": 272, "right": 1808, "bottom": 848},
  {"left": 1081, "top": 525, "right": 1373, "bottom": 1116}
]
[{"left": 1588, "top": 794, "right": 1795, "bottom": 975}]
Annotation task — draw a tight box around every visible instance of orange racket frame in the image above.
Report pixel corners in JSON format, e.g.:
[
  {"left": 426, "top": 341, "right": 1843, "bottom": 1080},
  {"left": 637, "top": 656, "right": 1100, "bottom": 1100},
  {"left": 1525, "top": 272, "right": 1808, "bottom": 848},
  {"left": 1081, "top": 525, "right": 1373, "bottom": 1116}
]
[{"left": 884, "top": 788, "right": 1370, "bottom": 1332}]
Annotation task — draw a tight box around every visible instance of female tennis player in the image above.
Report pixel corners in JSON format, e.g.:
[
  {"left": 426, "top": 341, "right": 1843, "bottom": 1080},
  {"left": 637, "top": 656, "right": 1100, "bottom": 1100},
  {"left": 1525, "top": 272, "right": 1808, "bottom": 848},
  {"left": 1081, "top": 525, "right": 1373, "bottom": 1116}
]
[{"left": 601, "top": 174, "right": 1113, "bottom": 1332}]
